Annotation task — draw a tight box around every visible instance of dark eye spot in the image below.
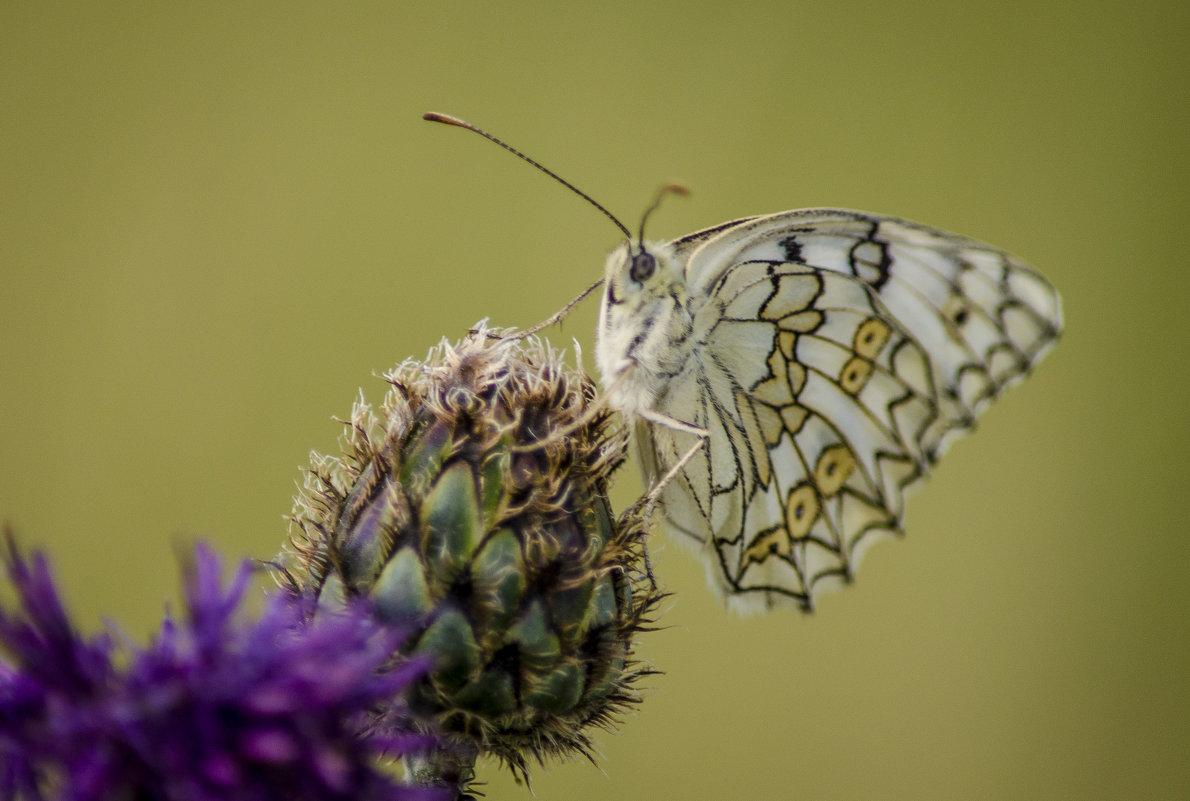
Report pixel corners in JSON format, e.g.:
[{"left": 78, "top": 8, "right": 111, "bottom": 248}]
[{"left": 630, "top": 251, "right": 656, "bottom": 283}]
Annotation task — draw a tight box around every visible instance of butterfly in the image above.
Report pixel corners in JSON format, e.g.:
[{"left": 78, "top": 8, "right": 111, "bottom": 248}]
[
  {"left": 422, "top": 112, "right": 1062, "bottom": 613},
  {"left": 593, "top": 208, "right": 1062, "bottom": 612}
]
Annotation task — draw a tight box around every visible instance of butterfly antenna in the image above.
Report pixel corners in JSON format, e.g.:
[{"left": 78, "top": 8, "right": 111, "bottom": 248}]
[
  {"left": 423, "top": 112, "right": 632, "bottom": 240},
  {"left": 636, "top": 182, "right": 690, "bottom": 248}
]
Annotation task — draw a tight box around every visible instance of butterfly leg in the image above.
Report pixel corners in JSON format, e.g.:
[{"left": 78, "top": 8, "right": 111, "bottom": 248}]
[
  {"left": 504, "top": 277, "right": 605, "bottom": 340},
  {"left": 637, "top": 408, "right": 708, "bottom": 514}
]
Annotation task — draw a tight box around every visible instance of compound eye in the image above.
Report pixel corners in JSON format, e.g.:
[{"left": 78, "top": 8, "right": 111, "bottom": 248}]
[{"left": 629, "top": 251, "right": 656, "bottom": 283}]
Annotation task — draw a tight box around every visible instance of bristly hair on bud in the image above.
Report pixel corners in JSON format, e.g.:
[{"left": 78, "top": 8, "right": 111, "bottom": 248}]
[
  {"left": 282, "top": 322, "right": 664, "bottom": 789},
  {"left": 0, "top": 533, "right": 445, "bottom": 801}
]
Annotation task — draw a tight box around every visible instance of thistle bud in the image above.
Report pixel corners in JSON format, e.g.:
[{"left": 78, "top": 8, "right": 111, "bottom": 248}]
[{"left": 282, "top": 324, "right": 660, "bottom": 789}]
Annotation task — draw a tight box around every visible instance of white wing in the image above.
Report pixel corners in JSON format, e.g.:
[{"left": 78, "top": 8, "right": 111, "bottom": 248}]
[{"left": 640, "top": 209, "right": 1062, "bottom": 612}]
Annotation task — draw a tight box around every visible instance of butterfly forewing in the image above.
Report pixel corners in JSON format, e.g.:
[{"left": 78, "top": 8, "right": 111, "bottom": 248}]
[{"left": 621, "top": 208, "right": 1061, "bottom": 612}]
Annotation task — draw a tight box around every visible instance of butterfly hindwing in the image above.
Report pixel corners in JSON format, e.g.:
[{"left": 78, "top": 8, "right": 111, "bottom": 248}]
[{"left": 638, "top": 209, "right": 1061, "bottom": 611}]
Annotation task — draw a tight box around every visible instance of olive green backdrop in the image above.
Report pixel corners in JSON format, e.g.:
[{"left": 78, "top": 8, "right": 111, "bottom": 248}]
[{"left": 2, "top": 2, "right": 1186, "bottom": 799}]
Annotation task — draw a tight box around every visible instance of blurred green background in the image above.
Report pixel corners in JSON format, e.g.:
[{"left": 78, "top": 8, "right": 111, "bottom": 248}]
[{"left": 2, "top": 2, "right": 1186, "bottom": 799}]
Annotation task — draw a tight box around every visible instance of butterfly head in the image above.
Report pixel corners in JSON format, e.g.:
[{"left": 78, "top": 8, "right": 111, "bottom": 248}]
[
  {"left": 595, "top": 239, "right": 693, "bottom": 415},
  {"left": 601, "top": 239, "right": 683, "bottom": 306},
  {"left": 604, "top": 182, "right": 691, "bottom": 304},
  {"left": 597, "top": 183, "right": 695, "bottom": 414}
]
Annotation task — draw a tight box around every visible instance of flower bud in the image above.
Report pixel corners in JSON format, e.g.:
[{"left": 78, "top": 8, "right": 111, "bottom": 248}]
[{"left": 283, "top": 325, "right": 661, "bottom": 786}]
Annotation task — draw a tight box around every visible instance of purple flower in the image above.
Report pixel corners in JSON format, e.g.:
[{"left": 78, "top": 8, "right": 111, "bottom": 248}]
[{"left": 0, "top": 537, "right": 448, "bottom": 801}]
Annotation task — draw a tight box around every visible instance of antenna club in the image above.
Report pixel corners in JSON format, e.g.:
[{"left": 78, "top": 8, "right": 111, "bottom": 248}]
[
  {"left": 636, "top": 182, "right": 692, "bottom": 243},
  {"left": 422, "top": 111, "right": 468, "bottom": 127}
]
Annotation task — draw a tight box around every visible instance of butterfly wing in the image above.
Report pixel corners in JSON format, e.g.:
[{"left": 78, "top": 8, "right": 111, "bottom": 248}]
[{"left": 642, "top": 209, "right": 1062, "bottom": 611}]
